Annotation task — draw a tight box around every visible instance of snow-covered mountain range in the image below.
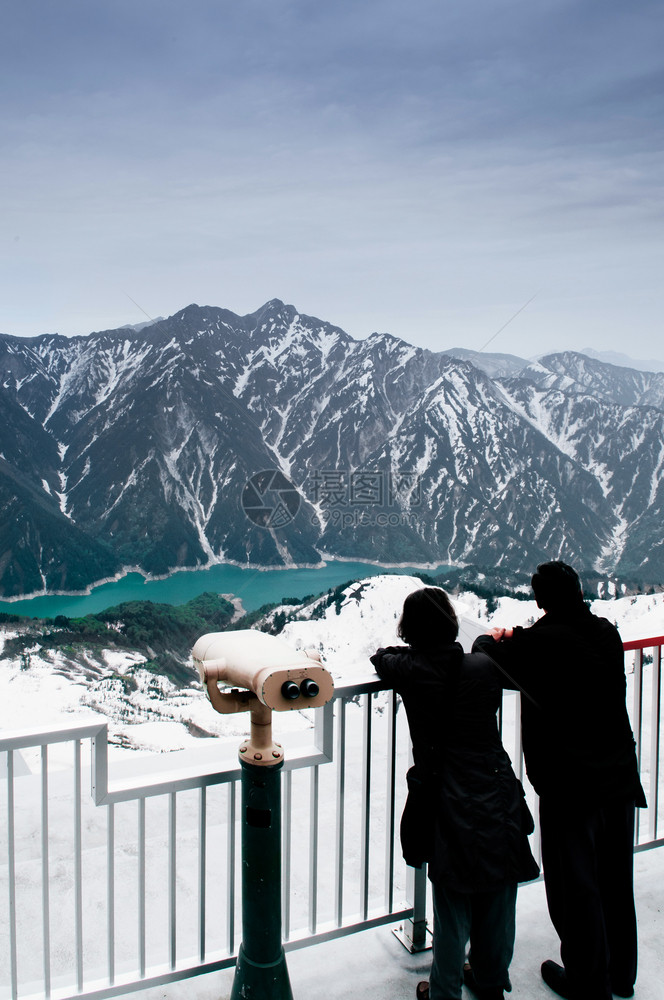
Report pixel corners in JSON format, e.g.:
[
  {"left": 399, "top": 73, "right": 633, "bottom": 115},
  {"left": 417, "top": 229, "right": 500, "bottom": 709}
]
[{"left": 1, "top": 299, "right": 663, "bottom": 597}]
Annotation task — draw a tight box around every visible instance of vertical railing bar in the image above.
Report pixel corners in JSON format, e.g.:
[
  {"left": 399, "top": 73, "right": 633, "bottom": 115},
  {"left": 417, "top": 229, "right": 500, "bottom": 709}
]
[
  {"left": 399, "top": 726, "right": 431, "bottom": 953},
  {"left": 403, "top": 859, "right": 430, "bottom": 952},
  {"left": 138, "top": 798, "right": 146, "bottom": 977},
  {"left": 308, "top": 766, "right": 320, "bottom": 934},
  {"left": 513, "top": 692, "right": 524, "bottom": 783},
  {"left": 169, "top": 792, "right": 177, "bottom": 970},
  {"left": 107, "top": 804, "right": 115, "bottom": 985},
  {"left": 282, "top": 770, "right": 292, "bottom": 941},
  {"left": 633, "top": 649, "right": 644, "bottom": 766},
  {"left": 649, "top": 645, "right": 662, "bottom": 842},
  {"left": 532, "top": 791, "right": 542, "bottom": 866},
  {"left": 91, "top": 731, "right": 107, "bottom": 807},
  {"left": 360, "top": 693, "right": 372, "bottom": 921},
  {"left": 41, "top": 744, "right": 52, "bottom": 999},
  {"left": 633, "top": 649, "right": 644, "bottom": 842},
  {"left": 314, "top": 699, "right": 334, "bottom": 759},
  {"left": 334, "top": 698, "right": 347, "bottom": 927},
  {"left": 411, "top": 864, "right": 428, "bottom": 928},
  {"left": 384, "top": 690, "right": 397, "bottom": 913},
  {"left": 227, "top": 781, "right": 236, "bottom": 956},
  {"left": 198, "top": 786, "right": 207, "bottom": 962},
  {"left": 74, "top": 740, "right": 83, "bottom": 991},
  {"left": 7, "top": 750, "right": 18, "bottom": 1000}
]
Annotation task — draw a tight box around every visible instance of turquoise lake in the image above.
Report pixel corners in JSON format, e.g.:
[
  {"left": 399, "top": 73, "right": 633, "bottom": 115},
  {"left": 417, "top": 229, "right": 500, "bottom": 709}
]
[{"left": 0, "top": 561, "right": 448, "bottom": 620}]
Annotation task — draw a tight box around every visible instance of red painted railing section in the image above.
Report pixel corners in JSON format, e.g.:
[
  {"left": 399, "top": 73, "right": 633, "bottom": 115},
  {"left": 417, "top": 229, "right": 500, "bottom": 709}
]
[{"left": 623, "top": 635, "right": 664, "bottom": 651}]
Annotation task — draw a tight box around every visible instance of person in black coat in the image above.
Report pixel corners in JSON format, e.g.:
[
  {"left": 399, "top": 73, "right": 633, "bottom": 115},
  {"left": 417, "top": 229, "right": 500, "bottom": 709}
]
[
  {"left": 372, "top": 587, "right": 539, "bottom": 1000},
  {"left": 473, "top": 561, "right": 646, "bottom": 1000}
]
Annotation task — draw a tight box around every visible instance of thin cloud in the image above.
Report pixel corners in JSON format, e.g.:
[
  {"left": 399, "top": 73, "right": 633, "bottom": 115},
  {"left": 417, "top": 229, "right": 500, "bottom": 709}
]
[{"left": 1, "top": 0, "right": 662, "bottom": 360}]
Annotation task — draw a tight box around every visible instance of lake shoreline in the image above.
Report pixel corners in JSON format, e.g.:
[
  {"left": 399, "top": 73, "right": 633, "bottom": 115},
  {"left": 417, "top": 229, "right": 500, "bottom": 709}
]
[
  {"left": 0, "top": 553, "right": 452, "bottom": 605},
  {"left": 0, "top": 559, "right": 453, "bottom": 620}
]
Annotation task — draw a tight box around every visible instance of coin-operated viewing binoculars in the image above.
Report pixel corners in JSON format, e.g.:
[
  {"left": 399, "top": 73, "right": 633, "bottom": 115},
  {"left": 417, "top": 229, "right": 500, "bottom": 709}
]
[{"left": 192, "top": 629, "right": 334, "bottom": 1000}]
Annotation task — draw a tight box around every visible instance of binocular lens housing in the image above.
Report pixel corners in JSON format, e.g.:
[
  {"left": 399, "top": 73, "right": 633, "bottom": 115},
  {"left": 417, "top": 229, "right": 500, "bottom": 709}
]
[
  {"left": 281, "top": 681, "right": 301, "bottom": 700},
  {"left": 280, "top": 678, "right": 321, "bottom": 700},
  {"left": 300, "top": 678, "right": 319, "bottom": 698}
]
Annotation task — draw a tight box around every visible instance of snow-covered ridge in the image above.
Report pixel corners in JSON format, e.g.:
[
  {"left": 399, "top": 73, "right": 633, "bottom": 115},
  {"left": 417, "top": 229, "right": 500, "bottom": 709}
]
[{"left": 2, "top": 575, "right": 662, "bottom": 758}]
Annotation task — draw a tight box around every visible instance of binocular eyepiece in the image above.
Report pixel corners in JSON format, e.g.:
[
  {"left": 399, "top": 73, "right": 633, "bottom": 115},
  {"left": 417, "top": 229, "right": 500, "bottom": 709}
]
[
  {"left": 193, "top": 629, "right": 334, "bottom": 769},
  {"left": 280, "top": 678, "right": 320, "bottom": 701},
  {"left": 192, "top": 629, "right": 334, "bottom": 712}
]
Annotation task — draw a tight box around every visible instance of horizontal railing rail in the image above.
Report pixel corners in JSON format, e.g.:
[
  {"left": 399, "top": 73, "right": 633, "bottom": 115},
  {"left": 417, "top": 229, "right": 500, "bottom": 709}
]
[
  {"left": 1, "top": 634, "right": 662, "bottom": 1000},
  {"left": 622, "top": 635, "right": 664, "bottom": 651}
]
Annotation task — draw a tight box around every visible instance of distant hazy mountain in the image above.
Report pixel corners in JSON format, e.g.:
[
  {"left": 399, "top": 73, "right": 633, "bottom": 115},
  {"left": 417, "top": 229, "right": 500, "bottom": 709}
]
[
  {"left": 1, "top": 300, "right": 663, "bottom": 596},
  {"left": 516, "top": 352, "right": 664, "bottom": 409},
  {"left": 441, "top": 348, "right": 529, "bottom": 378},
  {"left": 119, "top": 317, "right": 164, "bottom": 333},
  {"left": 580, "top": 348, "right": 664, "bottom": 374}
]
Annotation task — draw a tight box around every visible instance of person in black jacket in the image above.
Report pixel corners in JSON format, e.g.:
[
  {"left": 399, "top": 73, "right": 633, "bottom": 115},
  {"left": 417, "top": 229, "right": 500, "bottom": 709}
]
[
  {"left": 372, "top": 587, "right": 538, "bottom": 1000},
  {"left": 473, "top": 561, "right": 646, "bottom": 1000}
]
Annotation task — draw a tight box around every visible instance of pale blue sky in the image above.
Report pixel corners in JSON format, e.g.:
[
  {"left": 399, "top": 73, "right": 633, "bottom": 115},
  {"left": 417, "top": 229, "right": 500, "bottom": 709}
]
[{"left": 2, "top": 0, "right": 663, "bottom": 359}]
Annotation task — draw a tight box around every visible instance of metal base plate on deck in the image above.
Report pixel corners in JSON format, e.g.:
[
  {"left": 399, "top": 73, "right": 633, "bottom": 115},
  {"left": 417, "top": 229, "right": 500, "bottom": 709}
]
[{"left": 392, "top": 921, "right": 433, "bottom": 953}]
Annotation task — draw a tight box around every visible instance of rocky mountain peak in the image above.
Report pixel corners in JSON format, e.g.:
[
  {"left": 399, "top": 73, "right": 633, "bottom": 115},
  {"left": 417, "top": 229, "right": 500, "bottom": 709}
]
[{"left": 0, "top": 301, "right": 662, "bottom": 598}]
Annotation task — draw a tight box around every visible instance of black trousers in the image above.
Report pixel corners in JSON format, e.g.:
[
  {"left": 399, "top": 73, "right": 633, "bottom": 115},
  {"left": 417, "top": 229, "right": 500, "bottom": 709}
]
[
  {"left": 539, "top": 796, "right": 638, "bottom": 1000},
  {"left": 430, "top": 881, "right": 517, "bottom": 999}
]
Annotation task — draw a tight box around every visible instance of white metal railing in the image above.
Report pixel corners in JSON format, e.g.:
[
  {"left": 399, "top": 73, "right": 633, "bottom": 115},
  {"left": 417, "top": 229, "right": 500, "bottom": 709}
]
[
  {"left": 1, "top": 635, "right": 663, "bottom": 1000},
  {"left": 624, "top": 635, "right": 664, "bottom": 849},
  {"left": 1, "top": 680, "right": 414, "bottom": 1000}
]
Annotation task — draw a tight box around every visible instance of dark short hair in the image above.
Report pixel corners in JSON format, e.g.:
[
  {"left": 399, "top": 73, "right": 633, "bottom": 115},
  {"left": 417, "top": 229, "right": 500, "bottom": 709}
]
[
  {"left": 397, "top": 587, "right": 459, "bottom": 648},
  {"left": 531, "top": 561, "right": 584, "bottom": 612}
]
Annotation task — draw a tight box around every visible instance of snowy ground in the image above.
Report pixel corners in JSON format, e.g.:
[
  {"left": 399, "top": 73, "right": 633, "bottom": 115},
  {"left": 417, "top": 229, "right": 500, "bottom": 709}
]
[{"left": 128, "top": 844, "right": 664, "bottom": 1000}]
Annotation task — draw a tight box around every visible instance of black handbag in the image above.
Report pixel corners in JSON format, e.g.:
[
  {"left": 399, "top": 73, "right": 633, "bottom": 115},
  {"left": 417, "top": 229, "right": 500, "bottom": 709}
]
[
  {"left": 399, "top": 654, "right": 462, "bottom": 869},
  {"left": 400, "top": 764, "right": 438, "bottom": 868}
]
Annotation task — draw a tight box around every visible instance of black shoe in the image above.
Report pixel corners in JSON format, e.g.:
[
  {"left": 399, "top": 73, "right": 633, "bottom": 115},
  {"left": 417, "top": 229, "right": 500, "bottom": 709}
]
[
  {"left": 611, "top": 987, "right": 634, "bottom": 999},
  {"left": 541, "top": 960, "right": 571, "bottom": 1000}
]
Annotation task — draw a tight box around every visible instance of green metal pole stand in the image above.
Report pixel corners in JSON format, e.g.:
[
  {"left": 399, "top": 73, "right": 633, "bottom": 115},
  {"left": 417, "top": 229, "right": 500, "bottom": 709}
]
[{"left": 230, "top": 756, "right": 293, "bottom": 1000}]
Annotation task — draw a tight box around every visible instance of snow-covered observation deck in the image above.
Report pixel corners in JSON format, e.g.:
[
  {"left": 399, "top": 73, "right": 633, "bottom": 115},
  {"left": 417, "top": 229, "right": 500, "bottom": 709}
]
[{"left": 1, "top": 635, "right": 663, "bottom": 1000}]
